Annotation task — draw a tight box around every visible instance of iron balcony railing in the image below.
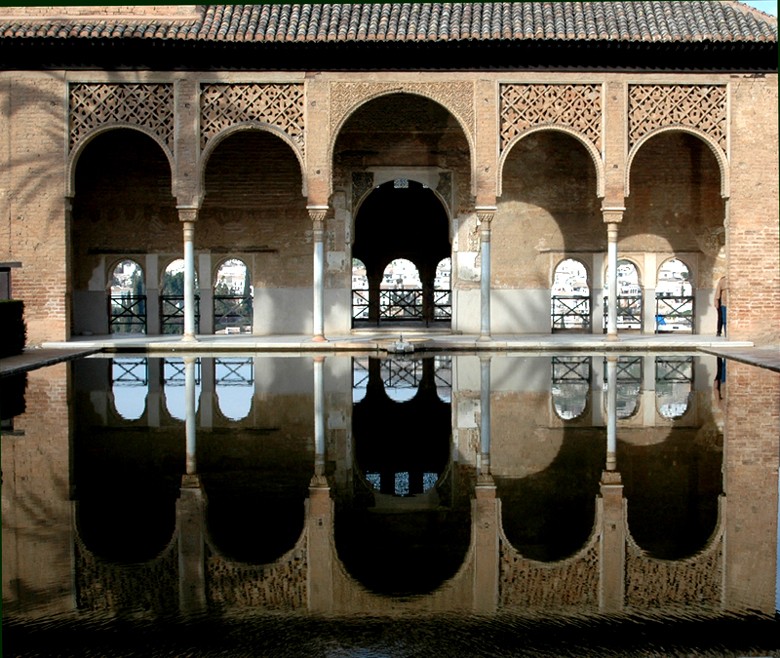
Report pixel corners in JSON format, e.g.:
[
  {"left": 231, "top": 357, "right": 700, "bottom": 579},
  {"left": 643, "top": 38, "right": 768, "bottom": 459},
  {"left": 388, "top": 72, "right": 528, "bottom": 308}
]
[
  {"left": 603, "top": 294, "right": 643, "bottom": 330},
  {"left": 214, "top": 294, "right": 253, "bottom": 334},
  {"left": 655, "top": 294, "right": 694, "bottom": 333},
  {"left": 160, "top": 295, "right": 200, "bottom": 335},
  {"left": 352, "top": 288, "right": 452, "bottom": 323},
  {"left": 109, "top": 294, "right": 147, "bottom": 334},
  {"left": 551, "top": 295, "right": 590, "bottom": 331}
]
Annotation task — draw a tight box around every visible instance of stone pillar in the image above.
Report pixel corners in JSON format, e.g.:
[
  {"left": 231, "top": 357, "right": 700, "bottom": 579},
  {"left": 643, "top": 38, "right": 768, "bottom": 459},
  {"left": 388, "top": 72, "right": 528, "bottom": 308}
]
[
  {"left": 197, "top": 253, "right": 213, "bottom": 335},
  {"left": 144, "top": 253, "right": 160, "bottom": 335},
  {"left": 643, "top": 253, "right": 657, "bottom": 334},
  {"left": 307, "top": 480, "right": 333, "bottom": 612},
  {"left": 476, "top": 206, "right": 496, "bottom": 340},
  {"left": 308, "top": 205, "right": 328, "bottom": 342},
  {"left": 602, "top": 207, "right": 624, "bottom": 340},
  {"left": 178, "top": 207, "right": 198, "bottom": 341},
  {"left": 473, "top": 478, "right": 499, "bottom": 613}
]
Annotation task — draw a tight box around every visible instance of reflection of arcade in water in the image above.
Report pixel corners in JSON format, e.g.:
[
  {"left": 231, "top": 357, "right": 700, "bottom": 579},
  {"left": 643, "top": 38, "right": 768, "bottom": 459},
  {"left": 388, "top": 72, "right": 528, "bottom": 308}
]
[{"left": 1, "top": 353, "right": 777, "bottom": 619}]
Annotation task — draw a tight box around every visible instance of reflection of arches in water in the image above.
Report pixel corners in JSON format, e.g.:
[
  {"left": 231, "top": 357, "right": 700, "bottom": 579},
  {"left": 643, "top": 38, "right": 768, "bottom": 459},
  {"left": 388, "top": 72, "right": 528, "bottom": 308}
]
[
  {"left": 655, "top": 356, "right": 693, "bottom": 419},
  {"left": 200, "top": 428, "right": 312, "bottom": 565},
  {"left": 111, "top": 357, "right": 148, "bottom": 421},
  {"left": 163, "top": 358, "right": 201, "bottom": 421},
  {"left": 496, "top": 433, "right": 604, "bottom": 562},
  {"left": 551, "top": 356, "right": 591, "bottom": 420},
  {"left": 338, "top": 356, "right": 468, "bottom": 596},
  {"left": 215, "top": 357, "right": 254, "bottom": 421},
  {"left": 76, "top": 497, "right": 177, "bottom": 563},
  {"left": 605, "top": 356, "right": 642, "bottom": 420},
  {"left": 620, "top": 430, "right": 723, "bottom": 559},
  {"left": 73, "top": 422, "right": 183, "bottom": 563}
]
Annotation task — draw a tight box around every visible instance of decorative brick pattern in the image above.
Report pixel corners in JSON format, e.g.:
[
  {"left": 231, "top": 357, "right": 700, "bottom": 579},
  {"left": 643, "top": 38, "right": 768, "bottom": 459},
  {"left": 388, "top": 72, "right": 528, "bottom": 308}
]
[
  {"left": 499, "top": 84, "right": 602, "bottom": 153},
  {"left": 628, "top": 84, "right": 728, "bottom": 153},
  {"left": 69, "top": 83, "right": 175, "bottom": 152},
  {"left": 200, "top": 83, "right": 305, "bottom": 152}
]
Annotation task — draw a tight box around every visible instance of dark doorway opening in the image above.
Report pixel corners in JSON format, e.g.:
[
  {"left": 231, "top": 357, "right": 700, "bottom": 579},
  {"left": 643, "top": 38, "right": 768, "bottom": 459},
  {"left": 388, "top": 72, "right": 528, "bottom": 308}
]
[{"left": 352, "top": 179, "right": 450, "bottom": 328}]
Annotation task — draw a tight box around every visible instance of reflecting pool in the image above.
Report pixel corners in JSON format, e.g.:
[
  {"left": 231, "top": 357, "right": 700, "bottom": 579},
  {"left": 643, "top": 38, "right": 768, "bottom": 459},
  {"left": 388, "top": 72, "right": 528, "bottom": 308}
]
[{"left": 2, "top": 352, "right": 779, "bottom": 657}]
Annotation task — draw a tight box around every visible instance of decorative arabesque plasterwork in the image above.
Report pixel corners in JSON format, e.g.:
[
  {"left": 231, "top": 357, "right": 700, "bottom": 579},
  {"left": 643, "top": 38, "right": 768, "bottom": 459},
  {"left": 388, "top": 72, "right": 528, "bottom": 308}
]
[
  {"left": 499, "top": 84, "right": 602, "bottom": 154},
  {"left": 200, "top": 83, "right": 305, "bottom": 153},
  {"left": 351, "top": 171, "right": 375, "bottom": 213},
  {"left": 628, "top": 84, "right": 727, "bottom": 154},
  {"left": 330, "top": 81, "right": 475, "bottom": 140},
  {"left": 69, "top": 83, "right": 175, "bottom": 152}
]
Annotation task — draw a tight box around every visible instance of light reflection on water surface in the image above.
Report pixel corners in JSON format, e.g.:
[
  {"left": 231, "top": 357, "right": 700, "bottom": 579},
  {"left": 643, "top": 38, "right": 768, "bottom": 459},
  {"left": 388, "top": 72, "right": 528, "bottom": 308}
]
[{"left": 2, "top": 353, "right": 778, "bottom": 657}]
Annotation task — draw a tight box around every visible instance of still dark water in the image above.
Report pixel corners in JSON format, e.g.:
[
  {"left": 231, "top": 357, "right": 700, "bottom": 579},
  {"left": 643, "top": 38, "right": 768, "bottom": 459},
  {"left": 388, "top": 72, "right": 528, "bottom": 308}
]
[{"left": 2, "top": 352, "right": 779, "bottom": 657}]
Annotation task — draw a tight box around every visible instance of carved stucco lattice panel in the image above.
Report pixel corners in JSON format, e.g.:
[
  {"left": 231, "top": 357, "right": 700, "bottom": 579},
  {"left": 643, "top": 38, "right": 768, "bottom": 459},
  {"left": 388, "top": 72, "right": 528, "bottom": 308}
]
[
  {"left": 628, "top": 84, "right": 727, "bottom": 153},
  {"left": 330, "top": 81, "right": 475, "bottom": 140},
  {"left": 70, "top": 82, "right": 175, "bottom": 152},
  {"left": 200, "top": 83, "right": 305, "bottom": 153},
  {"left": 500, "top": 84, "right": 602, "bottom": 153}
]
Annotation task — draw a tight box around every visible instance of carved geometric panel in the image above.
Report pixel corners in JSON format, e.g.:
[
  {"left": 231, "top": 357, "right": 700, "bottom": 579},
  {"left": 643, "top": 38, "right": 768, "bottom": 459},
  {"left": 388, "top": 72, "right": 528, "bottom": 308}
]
[
  {"left": 200, "top": 83, "right": 305, "bottom": 153},
  {"left": 69, "top": 83, "right": 174, "bottom": 152},
  {"left": 500, "top": 84, "right": 602, "bottom": 153},
  {"left": 330, "top": 81, "right": 475, "bottom": 139},
  {"left": 628, "top": 84, "right": 727, "bottom": 153}
]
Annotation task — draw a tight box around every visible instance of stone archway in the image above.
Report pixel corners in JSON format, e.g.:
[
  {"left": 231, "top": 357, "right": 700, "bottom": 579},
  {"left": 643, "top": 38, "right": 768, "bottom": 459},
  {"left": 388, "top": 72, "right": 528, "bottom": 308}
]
[{"left": 353, "top": 179, "right": 450, "bottom": 327}]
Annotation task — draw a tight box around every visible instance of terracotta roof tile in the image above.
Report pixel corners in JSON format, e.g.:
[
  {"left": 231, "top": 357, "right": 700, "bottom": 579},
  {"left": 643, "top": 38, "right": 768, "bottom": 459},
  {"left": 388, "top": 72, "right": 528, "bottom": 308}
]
[{"left": 0, "top": 2, "right": 775, "bottom": 45}]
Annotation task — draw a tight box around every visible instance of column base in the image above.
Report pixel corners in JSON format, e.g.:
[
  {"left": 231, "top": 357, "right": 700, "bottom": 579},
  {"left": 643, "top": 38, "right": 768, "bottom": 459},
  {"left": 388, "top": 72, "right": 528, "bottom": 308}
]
[
  {"left": 311, "top": 334, "right": 328, "bottom": 343},
  {"left": 182, "top": 333, "right": 198, "bottom": 343},
  {"left": 478, "top": 333, "right": 492, "bottom": 342},
  {"left": 606, "top": 332, "right": 619, "bottom": 341}
]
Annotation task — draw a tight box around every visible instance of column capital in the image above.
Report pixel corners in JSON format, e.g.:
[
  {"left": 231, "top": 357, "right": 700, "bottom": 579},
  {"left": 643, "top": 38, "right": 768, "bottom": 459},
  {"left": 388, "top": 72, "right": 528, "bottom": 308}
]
[
  {"left": 601, "top": 206, "right": 625, "bottom": 224},
  {"left": 475, "top": 205, "right": 497, "bottom": 225},
  {"left": 177, "top": 206, "right": 199, "bottom": 223},
  {"left": 307, "top": 204, "right": 329, "bottom": 223}
]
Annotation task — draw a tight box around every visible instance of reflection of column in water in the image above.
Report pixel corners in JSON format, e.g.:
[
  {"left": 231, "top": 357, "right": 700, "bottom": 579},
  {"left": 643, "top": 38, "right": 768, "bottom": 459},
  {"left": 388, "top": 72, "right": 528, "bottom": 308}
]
[
  {"left": 184, "top": 356, "right": 197, "bottom": 475},
  {"left": 606, "top": 356, "right": 617, "bottom": 471},
  {"left": 478, "top": 356, "right": 491, "bottom": 477},
  {"left": 314, "top": 356, "right": 326, "bottom": 479}
]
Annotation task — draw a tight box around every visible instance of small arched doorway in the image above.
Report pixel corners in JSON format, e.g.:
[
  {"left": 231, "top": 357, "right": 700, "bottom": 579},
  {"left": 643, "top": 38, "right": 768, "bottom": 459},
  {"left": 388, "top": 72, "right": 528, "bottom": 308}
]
[
  {"left": 108, "top": 259, "right": 146, "bottom": 334},
  {"left": 213, "top": 258, "right": 252, "bottom": 334},
  {"left": 352, "top": 179, "right": 451, "bottom": 328},
  {"left": 655, "top": 258, "right": 694, "bottom": 333},
  {"left": 551, "top": 258, "right": 590, "bottom": 332}
]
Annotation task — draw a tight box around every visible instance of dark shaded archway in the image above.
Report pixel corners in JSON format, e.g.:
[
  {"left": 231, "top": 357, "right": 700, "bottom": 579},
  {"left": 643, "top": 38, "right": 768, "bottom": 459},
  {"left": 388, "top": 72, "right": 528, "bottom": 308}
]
[{"left": 353, "top": 180, "right": 450, "bottom": 326}]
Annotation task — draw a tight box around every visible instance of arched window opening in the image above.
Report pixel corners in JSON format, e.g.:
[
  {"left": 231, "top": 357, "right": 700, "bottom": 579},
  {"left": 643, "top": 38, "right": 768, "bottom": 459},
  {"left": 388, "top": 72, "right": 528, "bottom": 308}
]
[
  {"left": 552, "top": 259, "right": 590, "bottom": 332},
  {"left": 109, "top": 259, "right": 146, "bottom": 334},
  {"left": 163, "top": 357, "right": 201, "bottom": 421},
  {"left": 552, "top": 356, "right": 591, "bottom": 420},
  {"left": 380, "top": 259, "right": 423, "bottom": 322},
  {"left": 214, "top": 258, "right": 252, "bottom": 335},
  {"left": 215, "top": 357, "right": 254, "bottom": 421},
  {"left": 655, "top": 258, "right": 694, "bottom": 333},
  {"left": 111, "top": 357, "right": 147, "bottom": 421},
  {"left": 433, "top": 257, "right": 452, "bottom": 322},
  {"left": 605, "top": 259, "right": 642, "bottom": 331},
  {"left": 434, "top": 355, "right": 452, "bottom": 403},
  {"left": 655, "top": 356, "right": 693, "bottom": 419},
  {"left": 352, "top": 258, "right": 369, "bottom": 321},
  {"left": 161, "top": 259, "right": 199, "bottom": 335}
]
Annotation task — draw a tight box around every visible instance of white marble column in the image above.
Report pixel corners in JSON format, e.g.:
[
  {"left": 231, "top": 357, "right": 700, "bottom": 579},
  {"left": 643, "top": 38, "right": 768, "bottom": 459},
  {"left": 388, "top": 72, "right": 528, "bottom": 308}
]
[
  {"left": 178, "top": 207, "right": 198, "bottom": 342},
  {"left": 476, "top": 206, "right": 496, "bottom": 340},
  {"left": 603, "top": 207, "right": 624, "bottom": 340},
  {"left": 308, "top": 205, "right": 329, "bottom": 342}
]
